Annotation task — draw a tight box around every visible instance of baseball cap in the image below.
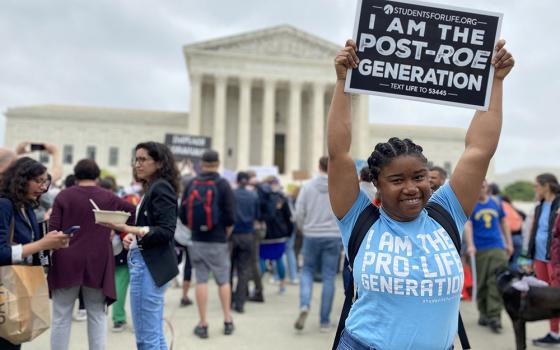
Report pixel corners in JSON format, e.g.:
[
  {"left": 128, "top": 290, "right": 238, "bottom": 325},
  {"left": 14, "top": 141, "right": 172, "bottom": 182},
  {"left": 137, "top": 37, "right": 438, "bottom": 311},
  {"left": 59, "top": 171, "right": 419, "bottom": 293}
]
[{"left": 201, "top": 150, "right": 219, "bottom": 163}]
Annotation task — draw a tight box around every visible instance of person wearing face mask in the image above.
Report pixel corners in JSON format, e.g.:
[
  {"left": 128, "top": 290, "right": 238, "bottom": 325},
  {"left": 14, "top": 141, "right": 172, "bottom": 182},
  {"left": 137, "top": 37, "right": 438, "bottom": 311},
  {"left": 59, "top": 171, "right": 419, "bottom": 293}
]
[{"left": 0, "top": 157, "right": 69, "bottom": 349}]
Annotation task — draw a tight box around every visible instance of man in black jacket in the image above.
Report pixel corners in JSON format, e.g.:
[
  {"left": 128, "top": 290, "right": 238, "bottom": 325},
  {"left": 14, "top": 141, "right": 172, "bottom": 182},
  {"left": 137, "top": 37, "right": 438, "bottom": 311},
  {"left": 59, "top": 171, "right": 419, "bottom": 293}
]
[{"left": 180, "top": 150, "right": 236, "bottom": 339}]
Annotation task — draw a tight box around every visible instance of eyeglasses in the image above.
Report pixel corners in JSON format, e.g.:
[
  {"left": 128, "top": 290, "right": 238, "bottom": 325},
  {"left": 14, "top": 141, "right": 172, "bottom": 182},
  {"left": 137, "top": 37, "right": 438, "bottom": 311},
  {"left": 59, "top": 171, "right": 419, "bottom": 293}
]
[
  {"left": 132, "top": 156, "right": 153, "bottom": 165},
  {"left": 32, "top": 174, "right": 52, "bottom": 190}
]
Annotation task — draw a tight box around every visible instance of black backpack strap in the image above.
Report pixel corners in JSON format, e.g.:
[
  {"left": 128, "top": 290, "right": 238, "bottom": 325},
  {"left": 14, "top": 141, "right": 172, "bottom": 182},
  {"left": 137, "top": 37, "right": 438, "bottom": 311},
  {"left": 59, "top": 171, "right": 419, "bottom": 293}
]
[
  {"left": 426, "top": 202, "right": 471, "bottom": 350},
  {"left": 348, "top": 204, "right": 380, "bottom": 268},
  {"left": 332, "top": 204, "right": 379, "bottom": 350}
]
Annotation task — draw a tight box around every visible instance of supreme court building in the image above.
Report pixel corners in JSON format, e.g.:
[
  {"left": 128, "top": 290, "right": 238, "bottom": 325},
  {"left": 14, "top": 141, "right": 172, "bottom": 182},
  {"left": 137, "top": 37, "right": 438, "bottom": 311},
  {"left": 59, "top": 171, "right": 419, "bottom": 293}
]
[{"left": 4, "top": 25, "right": 470, "bottom": 185}]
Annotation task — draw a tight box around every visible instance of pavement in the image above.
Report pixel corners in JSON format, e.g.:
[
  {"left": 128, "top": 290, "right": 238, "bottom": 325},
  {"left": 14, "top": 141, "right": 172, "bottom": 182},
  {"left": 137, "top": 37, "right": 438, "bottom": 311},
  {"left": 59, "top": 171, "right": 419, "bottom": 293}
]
[{"left": 26, "top": 276, "right": 551, "bottom": 350}]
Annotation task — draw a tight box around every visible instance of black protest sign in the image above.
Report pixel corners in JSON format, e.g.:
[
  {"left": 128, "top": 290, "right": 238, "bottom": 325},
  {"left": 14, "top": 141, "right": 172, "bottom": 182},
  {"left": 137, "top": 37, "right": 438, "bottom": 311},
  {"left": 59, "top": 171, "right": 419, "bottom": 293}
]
[
  {"left": 345, "top": 0, "right": 502, "bottom": 110},
  {"left": 164, "top": 134, "right": 212, "bottom": 162}
]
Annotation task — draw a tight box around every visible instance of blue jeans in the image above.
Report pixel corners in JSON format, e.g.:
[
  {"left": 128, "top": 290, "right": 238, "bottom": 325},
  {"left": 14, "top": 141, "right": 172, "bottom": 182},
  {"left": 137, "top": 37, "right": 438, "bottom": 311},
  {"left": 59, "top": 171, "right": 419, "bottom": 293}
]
[
  {"left": 285, "top": 233, "right": 298, "bottom": 281},
  {"left": 129, "top": 249, "right": 168, "bottom": 350},
  {"left": 300, "top": 236, "right": 342, "bottom": 325},
  {"left": 260, "top": 257, "right": 286, "bottom": 280},
  {"left": 337, "top": 329, "right": 376, "bottom": 350},
  {"left": 509, "top": 234, "right": 523, "bottom": 271}
]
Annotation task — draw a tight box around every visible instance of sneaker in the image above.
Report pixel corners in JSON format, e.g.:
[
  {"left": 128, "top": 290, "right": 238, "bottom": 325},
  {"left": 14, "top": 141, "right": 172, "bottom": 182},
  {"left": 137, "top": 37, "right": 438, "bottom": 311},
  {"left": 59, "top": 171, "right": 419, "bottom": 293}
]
[
  {"left": 294, "top": 310, "right": 308, "bottom": 330},
  {"left": 477, "top": 316, "right": 489, "bottom": 327},
  {"left": 224, "top": 321, "right": 235, "bottom": 335},
  {"left": 488, "top": 319, "right": 502, "bottom": 334},
  {"left": 248, "top": 293, "right": 265, "bottom": 303},
  {"left": 180, "top": 297, "right": 193, "bottom": 307},
  {"left": 320, "top": 323, "right": 333, "bottom": 333},
  {"left": 194, "top": 324, "right": 209, "bottom": 339},
  {"left": 112, "top": 321, "right": 127, "bottom": 333},
  {"left": 73, "top": 309, "right": 87, "bottom": 322},
  {"left": 533, "top": 333, "right": 560, "bottom": 347}
]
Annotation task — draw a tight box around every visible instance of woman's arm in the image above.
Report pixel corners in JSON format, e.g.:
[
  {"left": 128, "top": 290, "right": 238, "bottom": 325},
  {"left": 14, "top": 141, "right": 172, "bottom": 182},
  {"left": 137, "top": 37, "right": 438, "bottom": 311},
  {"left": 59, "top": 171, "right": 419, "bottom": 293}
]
[
  {"left": 463, "top": 221, "right": 476, "bottom": 257},
  {"left": 327, "top": 40, "right": 361, "bottom": 219},
  {"left": 450, "top": 40, "right": 514, "bottom": 217},
  {"left": 1, "top": 200, "right": 68, "bottom": 265},
  {"left": 500, "top": 217, "right": 513, "bottom": 256}
]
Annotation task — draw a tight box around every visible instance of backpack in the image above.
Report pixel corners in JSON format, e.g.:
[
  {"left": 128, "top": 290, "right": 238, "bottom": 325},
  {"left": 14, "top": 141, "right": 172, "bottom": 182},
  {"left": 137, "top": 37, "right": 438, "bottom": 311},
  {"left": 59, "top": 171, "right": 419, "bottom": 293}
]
[
  {"left": 185, "top": 178, "right": 220, "bottom": 232},
  {"left": 332, "top": 202, "right": 470, "bottom": 350}
]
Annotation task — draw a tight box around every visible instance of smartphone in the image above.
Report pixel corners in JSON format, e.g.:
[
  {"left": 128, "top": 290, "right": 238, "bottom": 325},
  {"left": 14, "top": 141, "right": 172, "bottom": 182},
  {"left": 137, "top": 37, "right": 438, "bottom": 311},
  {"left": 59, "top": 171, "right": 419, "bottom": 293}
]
[
  {"left": 63, "top": 226, "right": 80, "bottom": 235},
  {"left": 30, "top": 143, "right": 46, "bottom": 151}
]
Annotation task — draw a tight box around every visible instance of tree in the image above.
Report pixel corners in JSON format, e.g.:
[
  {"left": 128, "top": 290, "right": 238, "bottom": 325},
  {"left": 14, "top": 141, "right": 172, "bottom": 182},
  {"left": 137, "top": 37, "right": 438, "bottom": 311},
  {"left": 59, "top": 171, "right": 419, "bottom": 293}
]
[{"left": 504, "top": 181, "right": 534, "bottom": 202}]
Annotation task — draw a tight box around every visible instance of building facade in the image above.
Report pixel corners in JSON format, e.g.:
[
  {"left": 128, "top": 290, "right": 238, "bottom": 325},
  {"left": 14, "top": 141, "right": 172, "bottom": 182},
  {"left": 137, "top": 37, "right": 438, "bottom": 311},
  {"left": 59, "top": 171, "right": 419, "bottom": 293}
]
[
  {"left": 4, "top": 105, "right": 188, "bottom": 184},
  {"left": 3, "top": 25, "right": 470, "bottom": 185},
  {"left": 183, "top": 25, "right": 369, "bottom": 174}
]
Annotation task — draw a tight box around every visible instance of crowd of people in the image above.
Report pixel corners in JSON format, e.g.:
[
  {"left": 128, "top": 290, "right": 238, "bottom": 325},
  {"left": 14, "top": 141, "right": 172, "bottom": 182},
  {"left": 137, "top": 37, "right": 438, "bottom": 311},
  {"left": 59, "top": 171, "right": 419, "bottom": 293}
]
[
  {"left": 0, "top": 36, "right": 559, "bottom": 350},
  {"left": 0, "top": 141, "right": 349, "bottom": 349}
]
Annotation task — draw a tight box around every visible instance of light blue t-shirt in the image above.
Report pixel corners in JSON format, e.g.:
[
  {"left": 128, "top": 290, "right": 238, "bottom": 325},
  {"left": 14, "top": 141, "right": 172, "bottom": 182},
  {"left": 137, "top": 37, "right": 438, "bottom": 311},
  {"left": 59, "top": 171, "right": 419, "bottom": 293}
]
[
  {"left": 337, "top": 183, "right": 467, "bottom": 350},
  {"left": 535, "top": 202, "right": 551, "bottom": 262}
]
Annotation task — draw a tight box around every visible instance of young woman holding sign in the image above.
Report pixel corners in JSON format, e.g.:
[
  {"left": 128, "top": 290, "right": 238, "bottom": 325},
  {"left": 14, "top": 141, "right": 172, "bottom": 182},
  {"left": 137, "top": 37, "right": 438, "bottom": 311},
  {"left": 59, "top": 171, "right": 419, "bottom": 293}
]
[{"left": 328, "top": 38, "right": 514, "bottom": 350}]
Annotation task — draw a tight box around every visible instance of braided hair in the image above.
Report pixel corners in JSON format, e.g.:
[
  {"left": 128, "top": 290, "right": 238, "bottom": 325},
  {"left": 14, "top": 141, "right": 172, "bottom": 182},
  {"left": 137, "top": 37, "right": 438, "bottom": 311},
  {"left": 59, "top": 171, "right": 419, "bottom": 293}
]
[{"left": 367, "top": 137, "right": 428, "bottom": 182}]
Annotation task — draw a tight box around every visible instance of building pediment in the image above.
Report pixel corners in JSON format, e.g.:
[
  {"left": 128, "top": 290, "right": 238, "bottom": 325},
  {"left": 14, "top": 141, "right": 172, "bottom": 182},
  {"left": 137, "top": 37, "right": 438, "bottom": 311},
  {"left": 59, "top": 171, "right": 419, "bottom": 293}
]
[{"left": 183, "top": 25, "right": 339, "bottom": 60}]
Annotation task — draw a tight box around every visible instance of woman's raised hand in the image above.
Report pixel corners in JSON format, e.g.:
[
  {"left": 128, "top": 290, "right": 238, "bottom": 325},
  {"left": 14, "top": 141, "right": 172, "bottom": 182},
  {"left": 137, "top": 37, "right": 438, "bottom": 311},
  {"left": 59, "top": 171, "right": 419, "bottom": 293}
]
[
  {"left": 335, "top": 39, "right": 359, "bottom": 81},
  {"left": 492, "top": 39, "right": 514, "bottom": 80}
]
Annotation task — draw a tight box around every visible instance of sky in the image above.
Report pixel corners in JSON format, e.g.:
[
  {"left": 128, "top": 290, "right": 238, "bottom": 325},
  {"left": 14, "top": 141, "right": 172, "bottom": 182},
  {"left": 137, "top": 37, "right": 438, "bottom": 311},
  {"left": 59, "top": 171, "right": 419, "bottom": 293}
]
[{"left": 0, "top": 0, "right": 557, "bottom": 174}]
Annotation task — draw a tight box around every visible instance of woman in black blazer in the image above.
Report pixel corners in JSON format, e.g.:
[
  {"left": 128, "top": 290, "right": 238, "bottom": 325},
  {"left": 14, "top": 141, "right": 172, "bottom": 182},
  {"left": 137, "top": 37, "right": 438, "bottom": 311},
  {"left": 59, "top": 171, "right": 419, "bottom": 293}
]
[{"left": 100, "top": 142, "right": 179, "bottom": 350}]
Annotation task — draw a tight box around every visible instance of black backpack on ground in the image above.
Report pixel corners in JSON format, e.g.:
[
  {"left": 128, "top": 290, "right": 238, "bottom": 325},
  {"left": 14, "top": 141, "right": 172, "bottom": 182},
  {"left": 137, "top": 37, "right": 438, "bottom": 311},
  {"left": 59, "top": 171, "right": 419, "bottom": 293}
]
[{"left": 332, "top": 202, "right": 471, "bottom": 350}]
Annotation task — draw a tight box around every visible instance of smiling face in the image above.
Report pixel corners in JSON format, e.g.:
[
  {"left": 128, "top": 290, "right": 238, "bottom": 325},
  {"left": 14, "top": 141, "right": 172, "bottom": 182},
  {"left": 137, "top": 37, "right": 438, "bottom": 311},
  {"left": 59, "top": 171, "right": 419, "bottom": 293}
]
[
  {"left": 375, "top": 155, "right": 430, "bottom": 222},
  {"left": 26, "top": 171, "right": 50, "bottom": 200}
]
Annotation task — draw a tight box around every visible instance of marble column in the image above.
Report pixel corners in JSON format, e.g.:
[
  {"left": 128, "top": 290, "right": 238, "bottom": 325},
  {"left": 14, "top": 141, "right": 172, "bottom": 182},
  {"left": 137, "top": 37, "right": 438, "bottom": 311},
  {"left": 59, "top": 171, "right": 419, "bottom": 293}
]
[
  {"left": 261, "top": 79, "right": 276, "bottom": 167},
  {"left": 351, "top": 94, "right": 370, "bottom": 159},
  {"left": 237, "top": 77, "right": 251, "bottom": 170},
  {"left": 213, "top": 76, "right": 227, "bottom": 158},
  {"left": 311, "top": 82, "right": 325, "bottom": 170},
  {"left": 286, "top": 81, "right": 302, "bottom": 175},
  {"left": 189, "top": 74, "right": 202, "bottom": 135}
]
